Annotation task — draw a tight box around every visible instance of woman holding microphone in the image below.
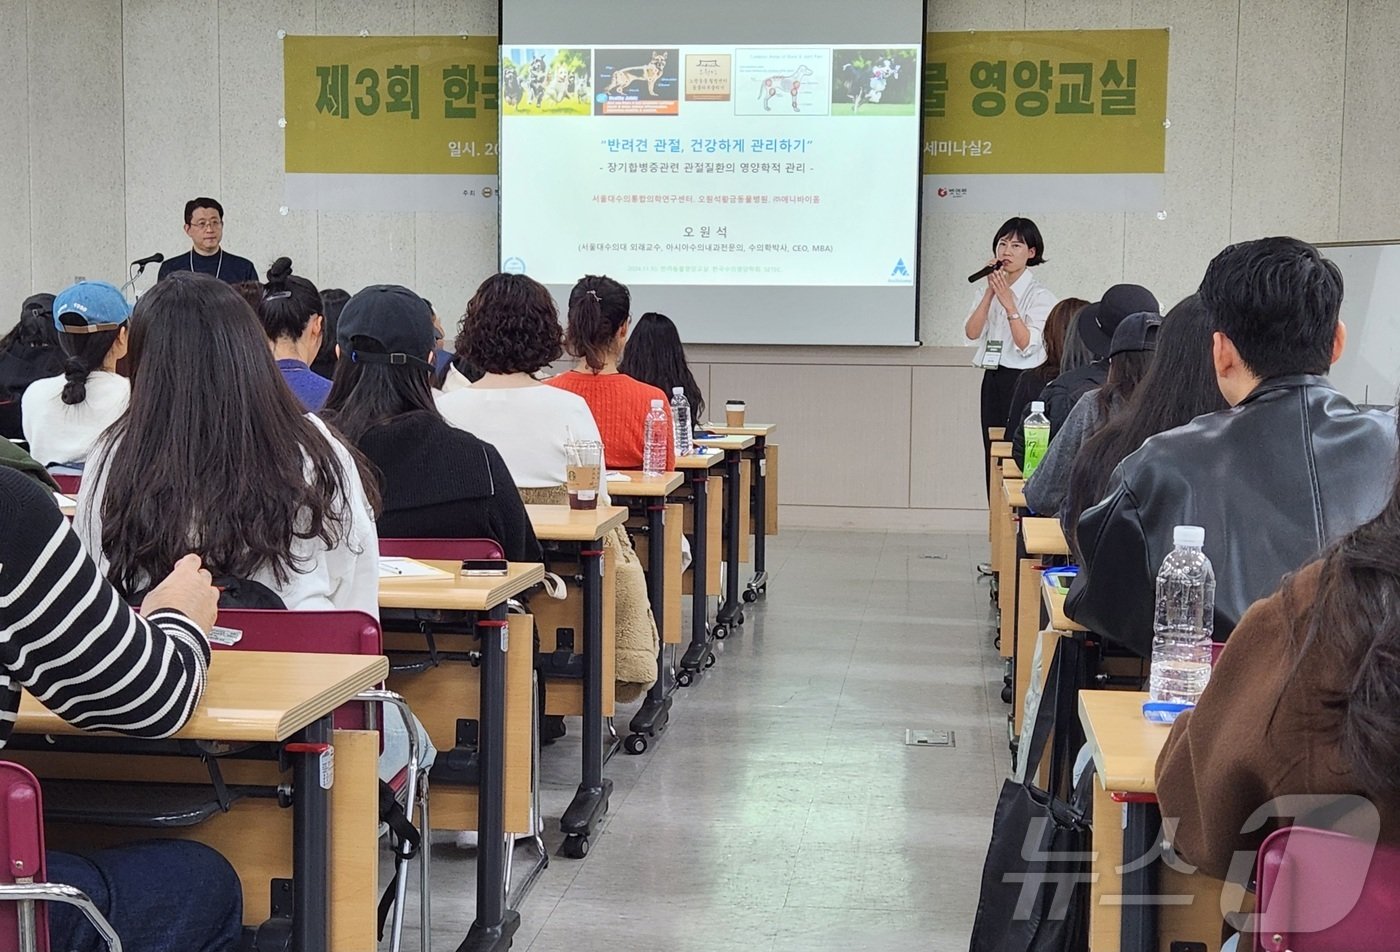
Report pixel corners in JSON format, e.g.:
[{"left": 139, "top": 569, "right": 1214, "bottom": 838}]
[{"left": 964, "top": 216, "right": 1056, "bottom": 497}]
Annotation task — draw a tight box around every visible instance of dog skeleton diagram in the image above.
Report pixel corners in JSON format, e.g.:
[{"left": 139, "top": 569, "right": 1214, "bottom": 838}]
[
  {"left": 605, "top": 51, "right": 669, "bottom": 97},
  {"left": 757, "top": 64, "right": 813, "bottom": 112}
]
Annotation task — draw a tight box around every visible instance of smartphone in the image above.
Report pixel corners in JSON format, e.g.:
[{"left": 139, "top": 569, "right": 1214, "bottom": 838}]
[{"left": 461, "top": 559, "right": 509, "bottom": 576}]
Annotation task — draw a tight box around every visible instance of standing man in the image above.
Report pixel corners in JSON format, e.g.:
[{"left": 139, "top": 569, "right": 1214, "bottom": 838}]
[{"left": 157, "top": 197, "right": 258, "bottom": 284}]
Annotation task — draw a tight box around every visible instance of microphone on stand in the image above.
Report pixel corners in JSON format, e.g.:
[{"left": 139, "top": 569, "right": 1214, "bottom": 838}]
[
  {"left": 130, "top": 253, "right": 164, "bottom": 271},
  {"left": 967, "top": 260, "right": 1004, "bottom": 284}
]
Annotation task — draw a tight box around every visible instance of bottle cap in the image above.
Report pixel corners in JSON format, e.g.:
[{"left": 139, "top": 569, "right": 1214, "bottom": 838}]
[
  {"left": 1173, "top": 525, "right": 1205, "bottom": 547},
  {"left": 650, "top": 399, "right": 663, "bottom": 409},
  {"left": 1030, "top": 401, "right": 1045, "bottom": 412},
  {"left": 672, "top": 387, "right": 683, "bottom": 395}
]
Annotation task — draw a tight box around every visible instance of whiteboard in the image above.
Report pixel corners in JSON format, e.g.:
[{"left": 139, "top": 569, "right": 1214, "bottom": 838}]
[{"left": 1319, "top": 240, "right": 1400, "bottom": 408}]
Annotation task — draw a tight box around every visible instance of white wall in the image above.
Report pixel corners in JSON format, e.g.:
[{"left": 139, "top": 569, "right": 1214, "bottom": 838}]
[{"left": 3, "top": 0, "right": 1397, "bottom": 528}]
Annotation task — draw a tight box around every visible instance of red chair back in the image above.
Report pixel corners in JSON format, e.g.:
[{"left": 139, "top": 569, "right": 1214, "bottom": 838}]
[
  {"left": 48, "top": 474, "right": 80, "bottom": 496},
  {"left": 1255, "top": 826, "right": 1400, "bottom": 950},
  {"left": 0, "top": 761, "right": 48, "bottom": 951},
  {"left": 1211, "top": 642, "right": 1224, "bottom": 666},
  {"left": 213, "top": 609, "right": 381, "bottom": 731},
  {"left": 378, "top": 538, "right": 504, "bottom": 561}
]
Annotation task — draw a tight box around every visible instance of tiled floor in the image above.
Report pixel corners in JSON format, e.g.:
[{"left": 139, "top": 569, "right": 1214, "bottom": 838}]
[{"left": 386, "top": 528, "right": 1007, "bottom": 951}]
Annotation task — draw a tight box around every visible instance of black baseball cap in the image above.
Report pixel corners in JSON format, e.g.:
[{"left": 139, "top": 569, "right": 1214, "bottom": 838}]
[
  {"left": 1076, "top": 284, "right": 1159, "bottom": 359},
  {"left": 1109, "top": 311, "right": 1162, "bottom": 358},
  {"left": 337, "top": 285, "right": 435, "bottom": 370}
]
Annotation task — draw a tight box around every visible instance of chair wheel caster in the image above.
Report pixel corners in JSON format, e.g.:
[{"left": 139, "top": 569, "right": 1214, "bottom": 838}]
[
  {"left": 624, "top": 734, "right": 648, "bottom": 755},
  {"left": 1001, "top": 683, "right": 1014, "bottom": 704},
  {"left": 676, "top": 670, "right": 694, "bottom": 687},
  {"left": 742, "top": 589, "right": 758, "bottom": 603},
  {"left": 704, "top": 652, "right": 717, "bottom": 668},
  {"left": 994, "top": 635, "right": 1001, "bottom": 650},
  {"left": 736, "top": 611, "right": 745, "bottom": 625},
  {"left": 713, "top": 625, "right": 728, "bottom": 640},
  {"left": 561, "top": 834, "right": 589, "bottom": 859}
]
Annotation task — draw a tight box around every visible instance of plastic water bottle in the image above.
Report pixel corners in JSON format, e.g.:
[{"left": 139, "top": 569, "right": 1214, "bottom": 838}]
[
  {"left": 1149, "top": 526, "right": 1216, "bottom": 705},
  {"left": 643, "top": 399, "right": 668, "bottom": 476},
  {"left": 1022, "top": 401, "right": 1051, "bottom": 479},
  {"left": 670, "top": 387, "right": 694, "bottom": 457}
]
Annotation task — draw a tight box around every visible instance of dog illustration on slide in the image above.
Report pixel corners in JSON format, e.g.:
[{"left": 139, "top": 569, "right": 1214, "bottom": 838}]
[
  {"left": 605, "top": 51, "right": 669, "bottom": 98},
  {"left": 758, "top": 64, "right": 813, "bottom": 112}
]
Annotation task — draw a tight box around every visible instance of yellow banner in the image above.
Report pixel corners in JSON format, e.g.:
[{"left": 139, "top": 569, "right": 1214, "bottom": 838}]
[
  {"left": 283, "top": 35, "right": 499, "bottom": 175},
  {"left": 922, "top": 29, "right": 1168, "bottom": 175}
]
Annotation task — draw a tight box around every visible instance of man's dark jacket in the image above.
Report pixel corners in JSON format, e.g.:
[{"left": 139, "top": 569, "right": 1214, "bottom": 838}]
[{"left": 1066, "top": 375, "right": 1397, "bottom": 657}]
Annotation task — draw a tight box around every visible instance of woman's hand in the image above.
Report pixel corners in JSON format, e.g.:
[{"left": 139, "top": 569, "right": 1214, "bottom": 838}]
[
  {"left": 988, "top": 267, "right": 1016, "bottom": 312},
  {"left": 142, "top": 554, "right": 219, "bottom": 632}
]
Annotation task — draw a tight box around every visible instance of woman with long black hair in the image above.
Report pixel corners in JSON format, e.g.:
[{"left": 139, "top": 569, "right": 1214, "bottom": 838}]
[
  {"left": 320, "top": 284, "right": 540, "bottom": 560},
  {"left": 617, "top": 311, "right": 705, "bottom": 423},
  {"left": 74, "top": 272, "right": 381, "bottom": 615}
]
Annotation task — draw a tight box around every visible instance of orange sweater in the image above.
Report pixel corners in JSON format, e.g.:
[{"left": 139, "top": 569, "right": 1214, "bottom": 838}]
[{"left": 545, "top": 371, "right": 675, "bottom": 471}]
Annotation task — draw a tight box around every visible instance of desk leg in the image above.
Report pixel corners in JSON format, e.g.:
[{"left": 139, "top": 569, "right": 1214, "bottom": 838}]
[
  {"left": 461, "top": 605, "right": 521, "bottom": 952},
  {"left": 291, "top": 714, "right": 332, "bottom": 952},
  {"left": 1122, "top": 801, "right": 1161, "bottom": 952},
  {"left": 560, "top": 541, "right": 613, "bottom": 858},
  {"left": 680, "top": 473, "right": 713, "bottom": 676},
  {"left": 745, "top": 439, "right": 768, "bottom": 599},
  {"left": 715, "top": 450, "right": 744, "bottom": 632},
  {"left": 626, "top": 503, "right": 671, "bottom": 754}
]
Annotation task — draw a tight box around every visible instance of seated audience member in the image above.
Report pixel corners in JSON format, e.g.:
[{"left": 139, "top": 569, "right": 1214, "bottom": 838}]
[
  {"left": 546, "top": 275, "right": 675, "bottom": 471},
  {"left": 231, "top": 279, "right": 264, "bottom": 312},
  {"left": 310, "top": 287, "right": 349, "bottom": 379},
  {"left": 1068, "top": 237, "right": 1398, "bottom": 657},
  {"left": 1156, "top": 417, "right": 1400, "bottom": 884},
  {"left": 257, "top": 257, "right": 332, "bottom": 411},
  {"left": 437, "top": 273, "right": 660, "bottom": 705},
  {"left": 422, "top": 298, "right": 456, "bottom": 379},
  {"left": 1023, "top": 311, "right": 1159, "bottom": 517},
  {"left": 0, "top": 293, "right": 63, "bottom": 439},
  {"left": 156, "top": 197, "right": 258, "bottom": 284},
  {"left": 0, "top": 466, "right": 242, "bottom": 951},
  {"left": 1013, "top": 284, "right": 1158, "bottom": 466},
  {"left": 0, "top": 438, "right": 58, "bottom": 489},
  {"left": 1063, "top": 295, "right": 1227, "bottom": 553},
  {"left": 21, "top": 281, "right": 131, "bottom": 468},
  {"left": 1004, "top": 297, "right": 1086, "bottom": 439},
  {"left": 321, "top": 284, "right": 540, "bottom": 561},
  {"left": 75, "top": 273, "right": 380, "bottom": 616},
  {"left": 617, "top": 311, "right": 706, "bottom": 424}
]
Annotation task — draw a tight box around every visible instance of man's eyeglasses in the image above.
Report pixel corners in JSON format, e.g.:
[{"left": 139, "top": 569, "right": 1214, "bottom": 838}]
[{"left": 189, "top": 220, "right": 223, "bottom": 230}]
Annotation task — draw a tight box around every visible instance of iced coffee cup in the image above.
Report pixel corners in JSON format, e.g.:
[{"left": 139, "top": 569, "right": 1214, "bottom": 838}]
[{"left": 564, "top": 440, "right": 602, "bottom": 510}]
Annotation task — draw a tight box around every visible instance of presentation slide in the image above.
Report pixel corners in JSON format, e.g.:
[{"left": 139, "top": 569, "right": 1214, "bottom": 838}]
[{"left": 500, "top": 0, "right": 925, "bottom": 346}]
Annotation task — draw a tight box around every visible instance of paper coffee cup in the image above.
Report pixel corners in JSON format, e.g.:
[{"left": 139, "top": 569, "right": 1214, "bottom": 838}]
[{"left": 725, "top": 401, "right": 746, "bottom": 427}]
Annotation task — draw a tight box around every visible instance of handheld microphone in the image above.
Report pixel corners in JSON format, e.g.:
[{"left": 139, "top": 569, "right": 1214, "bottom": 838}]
[
  {"left": 967, "top": 260, "right": 1003, "bottom": 284},
  {"left": 130, "top": 252, "right": 164, "bottom": 269}
]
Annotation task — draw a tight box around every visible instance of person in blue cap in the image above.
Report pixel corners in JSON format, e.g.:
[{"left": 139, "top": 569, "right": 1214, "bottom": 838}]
[{"left": 21, "top": 281, "right": 132, "bottom": 468}]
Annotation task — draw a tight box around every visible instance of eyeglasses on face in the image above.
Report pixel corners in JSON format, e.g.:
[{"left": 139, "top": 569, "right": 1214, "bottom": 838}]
[{"left": 189, "top": 219, "right": 223, "bottom": 230}]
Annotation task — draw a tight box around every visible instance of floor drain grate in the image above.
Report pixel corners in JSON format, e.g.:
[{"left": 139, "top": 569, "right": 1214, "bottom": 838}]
[{"left": 904, "top": 729, "right": 955, "bottom": 748}]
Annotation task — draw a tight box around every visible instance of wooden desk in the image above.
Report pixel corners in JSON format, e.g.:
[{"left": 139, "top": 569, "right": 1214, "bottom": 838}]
[
  {"left": 1002, "top": 458, "right": 1022, "bottom": 480},
  {"left": 1003, "top": 478, "right": 1027, "bottom": 511},
  {"left": 1080, "top": 691, "right": 1230, "bottom": 952},
  {"left": 17, "top": 652, "right": 385, "bottom": 951},
  {"left": 380, "top": 563, "right": 541, "bottom": 948},
  {"left": 704, "top": 421, "right": 778, "bottom": 550},
  {"left": 995, "top": 480, "right": 1027, "bottom": 661},
  {"left": 1041, "top": 573, "right": 1088, "bottom": 633},
  {"left": 610, "top": 472, "right": 686, "bottom": 753},
  {"left": 988, "top": 427, "right": 1006, "bottom": 442},
  {"left": 528, "top": 504, "right": 626, "bottom": 857},
  {"left": 670, "top": 452, "right": 723, "bottom": 677},
  {"left": 991, "top": 440, "right": 1012, "bottom": 459},
  {"left": 1022, "top": 517, "right": 1070, "bottom": 557},
  {"left": 694, "top": 435, "right": 756, "bottom": 636}
]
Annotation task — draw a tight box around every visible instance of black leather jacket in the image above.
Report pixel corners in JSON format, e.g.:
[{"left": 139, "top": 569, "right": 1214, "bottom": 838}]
[{"left": 1066, "top": 375, "right": 1397, "bottom": 657}]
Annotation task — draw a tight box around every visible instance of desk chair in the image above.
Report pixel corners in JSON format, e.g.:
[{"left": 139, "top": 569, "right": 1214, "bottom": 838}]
[
  {"left": 47, "top": 474, "right": 79, "bottom": 496},
  {"left": 377, "top": 538, "right": 548, "bottom": 908},
  {"left": 1254, "top": 826, "right": 1400, "bottom": 951},
  {"left": 212, "top": 610, "right": 428, "bottom": 952},
  {"left": 0, "top": 762, "right": 122, "bottom": 951}
]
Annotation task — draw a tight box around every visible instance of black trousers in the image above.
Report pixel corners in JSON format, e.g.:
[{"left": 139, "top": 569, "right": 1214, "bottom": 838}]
[{"left": 980, "top": 366, "right": 1023, "bottom": 499}]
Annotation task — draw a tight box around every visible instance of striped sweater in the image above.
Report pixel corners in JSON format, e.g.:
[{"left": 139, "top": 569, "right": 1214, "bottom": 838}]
[{"left": 0, "top": 466, "right": 209, "bottom": 745}]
